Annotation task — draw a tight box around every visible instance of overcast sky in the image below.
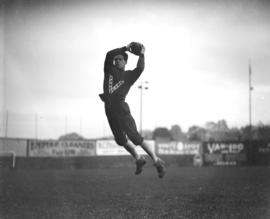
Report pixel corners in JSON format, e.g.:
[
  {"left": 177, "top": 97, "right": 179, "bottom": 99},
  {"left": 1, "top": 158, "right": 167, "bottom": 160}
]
[{"left": 1, "top": 0, "right": 270, "bottom": 139}]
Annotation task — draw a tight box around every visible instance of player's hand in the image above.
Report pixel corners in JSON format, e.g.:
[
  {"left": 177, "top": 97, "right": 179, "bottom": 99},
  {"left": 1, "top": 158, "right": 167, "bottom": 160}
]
[
  {"left": 127, "top": 42, "right": 145, "bottom": 55},
  {"left": 126, "top": 43, "right": 132, "bottom": 52},
  {"left": 140, "top": 44, "right": 145, "bottom": 55}
]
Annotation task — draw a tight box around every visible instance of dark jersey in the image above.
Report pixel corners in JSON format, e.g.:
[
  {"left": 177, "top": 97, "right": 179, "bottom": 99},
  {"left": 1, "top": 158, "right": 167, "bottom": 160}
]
[{"left": 101, "top": 47, "right": 145, "bottom": 109}]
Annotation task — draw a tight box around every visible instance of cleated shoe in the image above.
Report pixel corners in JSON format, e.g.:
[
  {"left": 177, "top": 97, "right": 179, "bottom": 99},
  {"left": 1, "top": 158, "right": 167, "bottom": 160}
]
[
  {"left": 135, "top": 157, "right": 146, "bottom": 175},
  {"left": 154, "top": 158, "right": 166, "bottom": 178}
]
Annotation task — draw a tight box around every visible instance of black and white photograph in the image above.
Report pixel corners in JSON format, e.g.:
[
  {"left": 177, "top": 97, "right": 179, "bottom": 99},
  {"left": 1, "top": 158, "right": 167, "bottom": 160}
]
[{"left": 1, "top": 0, "right": 270, "bottom": 218}]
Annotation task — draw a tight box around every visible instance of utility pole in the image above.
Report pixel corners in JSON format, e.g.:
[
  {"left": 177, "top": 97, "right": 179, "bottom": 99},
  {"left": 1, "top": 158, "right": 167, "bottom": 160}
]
[
  {"left": 5, "top": 110, "right": 8, "bottom": 137},
  {"left": 65, "top": 115, "right": 68, "bottom": 135},
  {"left": 248, "top": 61, "right": 253, "bottom": 140},
  {"left": 138, "top": 81, "right": 149, "bottom": 135},
  {"left": 35, "top": 113, "right": 38, "bottom": 139},
  {"left": 80, "top": 116, "right": 83, "bottom": 136}
]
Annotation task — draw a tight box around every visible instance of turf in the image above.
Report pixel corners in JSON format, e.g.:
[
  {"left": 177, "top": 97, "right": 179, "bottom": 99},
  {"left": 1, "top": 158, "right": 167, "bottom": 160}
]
[{"left": 1, "top": 165, "right": 270, "bottom": 219}]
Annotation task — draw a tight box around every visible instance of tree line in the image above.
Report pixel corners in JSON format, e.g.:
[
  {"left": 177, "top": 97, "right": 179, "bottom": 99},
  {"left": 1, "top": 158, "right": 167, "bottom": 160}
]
[
  {"left": 151, "top": 120, "right": 270, "bottom": 142},
  {"left": 58, "top": 120, "right": 270, "bottom": 142}
]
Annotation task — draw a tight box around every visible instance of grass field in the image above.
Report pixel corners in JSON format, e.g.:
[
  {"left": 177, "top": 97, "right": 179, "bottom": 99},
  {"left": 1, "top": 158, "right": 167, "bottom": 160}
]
[{"left": 1, "top": 165, "right": 270, "bottom": 219}]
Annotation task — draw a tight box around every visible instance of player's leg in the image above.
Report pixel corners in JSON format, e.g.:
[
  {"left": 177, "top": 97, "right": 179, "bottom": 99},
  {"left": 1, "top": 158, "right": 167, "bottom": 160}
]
[
  {"left": 105, "top": 106, "right": 148, "bottom": 175},
  {"left": 140, "top": 140, "right": 165, "bottom": 178},
  {"left": 123, "top": 141, "right": 146, "bottom": 175},
  {"left": 105, "top": 108, "right": 142, "bottom": 161},
  {"left": 123, "top": 140, "right": 140, "bottom": 160},
  {"left": 119, "top": 137, "right": 146, "bottom": 175},
  {"left": 140, "top": 140, "right": 158, "bottom": 163},
  {"left": 122, "top": 113, "right": 157, "bottom": 161},
  {"left": 122, "top": 113, "right": 165, "bottom": 177}
]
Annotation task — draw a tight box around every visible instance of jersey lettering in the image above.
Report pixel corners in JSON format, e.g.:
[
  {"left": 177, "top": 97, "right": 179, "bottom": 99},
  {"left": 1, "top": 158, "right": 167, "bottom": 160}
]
[{"left": 108, "top": 75, "right": 124, "bottom": 94}]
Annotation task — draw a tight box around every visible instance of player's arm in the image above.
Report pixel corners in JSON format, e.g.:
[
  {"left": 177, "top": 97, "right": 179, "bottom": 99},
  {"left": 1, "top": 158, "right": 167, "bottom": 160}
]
[
  {"left": 101, "top": 46, "right": 128, "bottom": 101},
  {"left": 104, "top": 46, "right": 128, "bottom": 74},
  {"left": 136, "top": 52, "right": 145, "bottom": 72},
  {"left": 127, "top": 43, "right": 145, "bottom": 85}
]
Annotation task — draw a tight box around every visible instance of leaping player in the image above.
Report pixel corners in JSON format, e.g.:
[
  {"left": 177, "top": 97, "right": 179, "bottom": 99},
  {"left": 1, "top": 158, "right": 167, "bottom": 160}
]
[{"left": 99, "top": 42, "right": 165, "bottom": 178}]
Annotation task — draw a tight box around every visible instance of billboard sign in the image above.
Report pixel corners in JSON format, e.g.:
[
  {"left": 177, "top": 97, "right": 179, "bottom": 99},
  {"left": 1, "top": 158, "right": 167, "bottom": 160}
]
[
  {"left": 156, "top": 141, "right": 201, "bottom": 155},
  {"left": 96, "top": 140, "right": 155, "bottom": 156},
  {"left": 203, "top": 141, "right": 247, "bottom": 165},
  {"left": 28, "top": 140, "right": 96, "bottom": 157},
  {"left": 204, "top": 142, "right": 245, "bottom": 154}
]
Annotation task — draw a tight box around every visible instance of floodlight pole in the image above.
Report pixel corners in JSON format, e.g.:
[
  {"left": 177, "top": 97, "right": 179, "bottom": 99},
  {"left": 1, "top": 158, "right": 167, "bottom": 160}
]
[{"left": 138, "top": 81, "right": 149, "bottom": 135}]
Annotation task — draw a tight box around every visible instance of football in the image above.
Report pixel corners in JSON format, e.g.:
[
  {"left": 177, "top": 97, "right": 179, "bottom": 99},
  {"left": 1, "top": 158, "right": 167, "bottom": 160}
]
[{"left": 129, "top": 42, "right": 143, "bottom": 55}]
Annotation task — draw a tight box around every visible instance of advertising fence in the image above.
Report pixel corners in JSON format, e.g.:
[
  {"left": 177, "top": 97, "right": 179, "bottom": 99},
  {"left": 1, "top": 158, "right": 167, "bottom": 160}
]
[
  {"left": 248, "top": 141, "right": 270, "bottom": 165},
  {"left": 0, "top": 138, "right": 269, "bottom": 167},
  {"left": 156, "top": 141, "right": 201, "bottom": 155},
  {"left": 0, "top": 138, "right": 27, "bottom": 156},
  {"left": 96, "top": 140, "right": 155, "bottom": 156},
  {"left": 202, "top": 142, "right": 248, "bottom": 165},
  {"left": 27, "top": 140, "right": 96, "bottom": 157}
]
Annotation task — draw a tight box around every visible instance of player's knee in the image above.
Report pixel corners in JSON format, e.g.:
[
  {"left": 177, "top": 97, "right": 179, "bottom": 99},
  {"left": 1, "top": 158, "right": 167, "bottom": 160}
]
[
  {"left": 114, "top": 137, "right": 128, "bottom": 146},
  {"left": 129, "top": 134, "right": 143, "bottom": 146}
]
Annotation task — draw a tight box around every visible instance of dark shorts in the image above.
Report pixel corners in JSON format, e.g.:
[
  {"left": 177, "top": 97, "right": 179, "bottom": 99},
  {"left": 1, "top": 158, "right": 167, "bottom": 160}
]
[{"left": 105, "top": 103, "right": 143, "bottom": 146}]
